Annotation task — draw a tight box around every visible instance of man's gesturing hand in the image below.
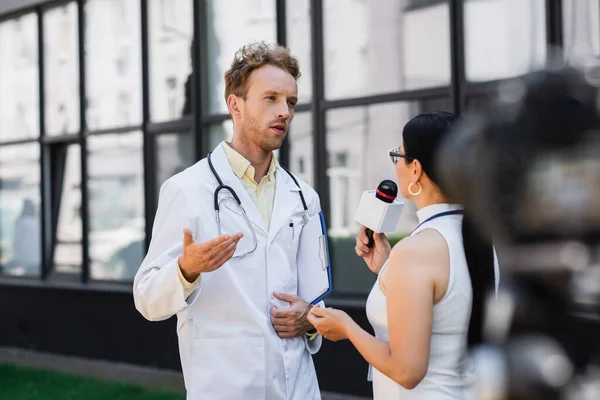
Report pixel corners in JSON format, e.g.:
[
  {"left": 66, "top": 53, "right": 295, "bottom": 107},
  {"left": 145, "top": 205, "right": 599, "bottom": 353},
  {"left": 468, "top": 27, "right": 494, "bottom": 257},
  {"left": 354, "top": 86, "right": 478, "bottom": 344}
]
[
  {"left": 178, "top": 228, "right": 243, "bottom": 282},
  {"left": 270, "top": 292, "right": 314, "bottom": 338}
]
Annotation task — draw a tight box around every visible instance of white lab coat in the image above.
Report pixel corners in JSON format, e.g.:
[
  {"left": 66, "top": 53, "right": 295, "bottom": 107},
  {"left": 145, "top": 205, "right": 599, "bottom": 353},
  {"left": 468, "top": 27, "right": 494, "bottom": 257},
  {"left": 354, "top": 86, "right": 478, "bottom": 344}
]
[{"left": 133, "top": 142, "right": 323, "bottom": 400}]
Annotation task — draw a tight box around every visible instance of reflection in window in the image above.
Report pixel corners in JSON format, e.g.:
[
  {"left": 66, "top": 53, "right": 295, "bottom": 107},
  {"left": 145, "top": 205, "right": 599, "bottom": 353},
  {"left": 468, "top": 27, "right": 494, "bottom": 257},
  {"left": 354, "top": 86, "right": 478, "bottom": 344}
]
[
  {"left": 326, "top": 99, "right": 451, "bottom": 294},
  {"left": 0, "top": 14, "right": 39, "bottom": 142},
  {"left": 208, "top": 120, "right": 234, "bottom": 152},
  {"left": 563, "top": 0, "right": 600, "bottom": 61},
  {"left": 148, "top": 0, "right": 193, "bottom": 122},
  {"left": 0, "top": 143, "right": 41, "bottom": 276},
  {"left": 288, "top": 112, "right": 314, "bottom": 186},
  {"left": 50, "top": 144, "right": 82, "bottom": 274},
  {"left": 85, "top": 0, "right": 142, "bottom": 130},
  {"left": 464, "top": 0, "right": 546, "bottom": 82},
  {"left": 205, "top": 0, "right": 277, "bottom": 114},
  {"left": 156, "top": 132, "right": 195, "bottom": 195},
  {"left": 87, "top": 132, "right": 145, "bottom": 281},
  {"left": 286, "top": 0, "right": 312, "bottom": 103},
  {"left": 323, "top": 0, "right": 450, "bottom": 100},
  {"left": 44, "top": 2, "right": 80, "bottom": 135}
]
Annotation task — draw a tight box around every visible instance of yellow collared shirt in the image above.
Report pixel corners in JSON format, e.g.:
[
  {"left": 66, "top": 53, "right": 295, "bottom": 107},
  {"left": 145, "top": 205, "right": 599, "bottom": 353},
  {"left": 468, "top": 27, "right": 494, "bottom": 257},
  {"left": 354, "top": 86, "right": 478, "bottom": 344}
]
[
  {"left": 178, "top": 142, "right": 277, "bottom": 297},
  {"left": 220, "top": 141, "right": 278, "bottom": 229}
]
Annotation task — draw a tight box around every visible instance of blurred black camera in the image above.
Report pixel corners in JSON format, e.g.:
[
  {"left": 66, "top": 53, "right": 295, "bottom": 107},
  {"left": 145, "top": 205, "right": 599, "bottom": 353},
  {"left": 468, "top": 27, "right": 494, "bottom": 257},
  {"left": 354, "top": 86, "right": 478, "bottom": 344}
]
[{"left": 437, "top": 62, "right": 600, "bottom": 399}]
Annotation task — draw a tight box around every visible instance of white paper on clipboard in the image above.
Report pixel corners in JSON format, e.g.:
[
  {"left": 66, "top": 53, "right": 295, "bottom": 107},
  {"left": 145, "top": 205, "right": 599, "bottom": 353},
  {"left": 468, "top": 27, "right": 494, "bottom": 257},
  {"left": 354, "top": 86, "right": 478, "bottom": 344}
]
[{"left": 297, "top": 211, "right": 332, "bottom": 305}]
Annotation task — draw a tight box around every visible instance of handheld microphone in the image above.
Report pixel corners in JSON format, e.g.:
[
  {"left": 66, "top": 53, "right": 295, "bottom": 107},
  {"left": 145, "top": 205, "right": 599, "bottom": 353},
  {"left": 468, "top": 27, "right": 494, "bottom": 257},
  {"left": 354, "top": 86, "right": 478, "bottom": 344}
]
[{"left": 353, "top": 180, "right": 403, "bottom": 248}]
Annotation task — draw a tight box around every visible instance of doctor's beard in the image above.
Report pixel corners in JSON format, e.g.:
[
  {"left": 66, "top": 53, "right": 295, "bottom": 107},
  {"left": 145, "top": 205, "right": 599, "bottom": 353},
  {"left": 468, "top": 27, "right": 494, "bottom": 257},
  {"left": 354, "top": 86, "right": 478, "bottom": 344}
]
[{"left": 241, "top": 112, "right": 287, "bottom": 153}]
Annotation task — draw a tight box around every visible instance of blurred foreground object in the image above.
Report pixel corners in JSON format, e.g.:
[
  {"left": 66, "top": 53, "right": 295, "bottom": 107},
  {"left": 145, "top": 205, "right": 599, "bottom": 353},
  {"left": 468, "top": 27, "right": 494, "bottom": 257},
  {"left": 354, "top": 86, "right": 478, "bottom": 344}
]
[{"left": 437, "top": 59, "right": 600, "bottom": 400}]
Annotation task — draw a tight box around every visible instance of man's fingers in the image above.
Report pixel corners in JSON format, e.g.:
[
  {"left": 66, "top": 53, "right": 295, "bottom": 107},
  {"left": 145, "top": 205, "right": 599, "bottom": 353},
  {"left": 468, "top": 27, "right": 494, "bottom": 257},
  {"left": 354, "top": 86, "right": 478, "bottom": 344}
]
[
  {"left": 209, "top": 241, "right": 239, "bottom": 270},
  {"left": 208, "top": 234, "right": 242, "bottom": 259},
  {"left": 183, "top": 229, "right": 194, "bottom": 247},
  {"left": 273, "top": 291, "right": 299, "bottom": 303},
  {"left": 271, "top": 306, "right": 294, "bottom": 319},
  {"left": 199, "top": 234, "right": 234, "bottom": 251},
  {"left": 272, "top": 322, "right": 295, "bottom": 332},
  {"left": 197, "top": 233, "right": 242, "bottom": 266},
  {"left": 275, "top": 331, "right": 296, "bottom": 339}
]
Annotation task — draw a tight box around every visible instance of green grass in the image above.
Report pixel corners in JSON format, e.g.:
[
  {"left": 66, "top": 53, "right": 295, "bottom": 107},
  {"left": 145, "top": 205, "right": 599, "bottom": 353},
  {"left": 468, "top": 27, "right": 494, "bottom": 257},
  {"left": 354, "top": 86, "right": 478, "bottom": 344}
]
[{"left": 0, "top": 364, "right": 185, "bottom": 400}]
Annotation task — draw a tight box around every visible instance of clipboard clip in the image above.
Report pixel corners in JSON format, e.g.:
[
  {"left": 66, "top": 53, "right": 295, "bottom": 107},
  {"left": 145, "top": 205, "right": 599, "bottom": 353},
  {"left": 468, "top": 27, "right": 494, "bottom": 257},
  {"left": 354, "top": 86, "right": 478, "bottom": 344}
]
[{"left": 318, "top": 234, "right": 329, "bottom": 271}]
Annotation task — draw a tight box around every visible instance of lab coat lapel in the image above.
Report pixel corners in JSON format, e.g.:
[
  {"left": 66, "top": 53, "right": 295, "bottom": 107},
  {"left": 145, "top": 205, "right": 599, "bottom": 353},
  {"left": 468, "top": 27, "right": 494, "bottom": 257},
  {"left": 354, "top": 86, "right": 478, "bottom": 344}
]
[
  {"left": 210, "top": 144, "right": 268, "bottom": 236},
  {"left": 268, "top": 167, "right": 303, "bottom": 247}
]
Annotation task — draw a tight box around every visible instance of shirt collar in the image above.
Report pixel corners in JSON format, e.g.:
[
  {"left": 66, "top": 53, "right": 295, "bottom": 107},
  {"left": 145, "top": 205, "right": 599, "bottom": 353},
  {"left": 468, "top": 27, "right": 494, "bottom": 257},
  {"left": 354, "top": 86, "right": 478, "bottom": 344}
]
[
  {"left": 221, "top": 141, "right": 278, "bottom": 180},
  {"left": 415, "top": 203, "right": 463, "bottom": 224}
]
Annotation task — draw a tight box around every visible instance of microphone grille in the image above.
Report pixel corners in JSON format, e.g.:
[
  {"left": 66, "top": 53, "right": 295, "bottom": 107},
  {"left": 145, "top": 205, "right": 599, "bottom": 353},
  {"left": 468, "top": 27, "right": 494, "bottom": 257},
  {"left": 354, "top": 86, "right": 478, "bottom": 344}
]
[{"left": 378, "top": 180, "right": 398, "bottom": 197}]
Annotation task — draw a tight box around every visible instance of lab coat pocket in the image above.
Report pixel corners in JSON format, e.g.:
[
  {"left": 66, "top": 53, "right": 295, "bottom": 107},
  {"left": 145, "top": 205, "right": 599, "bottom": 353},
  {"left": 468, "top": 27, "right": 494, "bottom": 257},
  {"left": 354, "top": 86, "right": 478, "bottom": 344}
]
[{"left": 189, "top": 337, "right": 265, "bottom": 398}]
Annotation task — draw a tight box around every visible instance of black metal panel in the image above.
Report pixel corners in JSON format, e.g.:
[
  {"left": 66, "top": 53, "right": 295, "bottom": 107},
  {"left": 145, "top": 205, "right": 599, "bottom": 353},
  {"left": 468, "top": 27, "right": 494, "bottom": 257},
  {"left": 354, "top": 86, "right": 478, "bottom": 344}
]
[
  {"left": 38, "top": 6, "right": 52, "bottom": 280},
  {"left": 0, "top": 284, "right": 181, "bottom": 371},
  {"left": 41, "top": 134, "right": 80, "bottom": 144},
  {"left": 276, "top": 0, "right": 291, "bottom": 169},
  {"left": 546, "top": 0, "right": 563, "bottom": 49},
  {"left": 310, "top": 0, "right": 329, "bottom": 224},
  {"left": 193, "top": 0, "right": 208, "bottom": 159},
  {"left": 449, "top": 0, "right": 466, "bottom": 115},
  {"left": 147, "top": 117, "right": 194, "bottom": 135},
  {"left": 140, "top": 0, "right": 156, "bottom": 251},
  {"left": 323, "top": 87, "right": 451, "bottom": 111},
  {"left": 76, "top": 0, "right": 90, "bottom": 283}
]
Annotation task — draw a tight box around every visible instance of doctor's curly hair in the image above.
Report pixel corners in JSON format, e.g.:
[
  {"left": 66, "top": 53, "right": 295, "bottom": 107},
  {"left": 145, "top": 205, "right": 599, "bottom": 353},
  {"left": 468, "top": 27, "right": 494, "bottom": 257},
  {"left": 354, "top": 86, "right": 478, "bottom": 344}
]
[{"left": 224, "top": 41, "right": 301, "bottom": 102}]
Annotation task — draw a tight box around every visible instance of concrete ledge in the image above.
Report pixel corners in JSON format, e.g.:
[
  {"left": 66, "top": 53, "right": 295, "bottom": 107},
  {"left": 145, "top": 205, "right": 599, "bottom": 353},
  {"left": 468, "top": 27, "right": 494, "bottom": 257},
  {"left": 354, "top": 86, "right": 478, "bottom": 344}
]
[{"left": 0, "top": 347, "right": 371, "bottom": 400}]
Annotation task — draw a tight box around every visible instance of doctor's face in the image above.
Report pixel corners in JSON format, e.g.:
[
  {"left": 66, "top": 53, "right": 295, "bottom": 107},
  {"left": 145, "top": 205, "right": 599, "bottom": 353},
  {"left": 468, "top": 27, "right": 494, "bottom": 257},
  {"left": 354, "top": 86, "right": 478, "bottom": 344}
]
[{"left": 238, "top": 65, "right": 298, "bottom": 152}]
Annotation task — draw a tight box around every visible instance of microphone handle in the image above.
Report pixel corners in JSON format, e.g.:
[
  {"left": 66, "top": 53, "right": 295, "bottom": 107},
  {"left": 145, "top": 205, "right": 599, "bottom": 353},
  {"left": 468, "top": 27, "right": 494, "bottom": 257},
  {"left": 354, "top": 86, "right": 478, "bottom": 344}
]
[{"left": 366, "top": 228, "right": 375, "bottom": 248}]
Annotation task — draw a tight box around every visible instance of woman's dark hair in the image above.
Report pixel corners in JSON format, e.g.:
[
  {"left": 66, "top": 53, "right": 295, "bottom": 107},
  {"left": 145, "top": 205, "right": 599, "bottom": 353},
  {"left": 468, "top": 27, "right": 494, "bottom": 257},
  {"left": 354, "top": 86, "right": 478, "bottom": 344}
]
[{"left": 403, "top": 111, "right": 495, "bottom": 347}]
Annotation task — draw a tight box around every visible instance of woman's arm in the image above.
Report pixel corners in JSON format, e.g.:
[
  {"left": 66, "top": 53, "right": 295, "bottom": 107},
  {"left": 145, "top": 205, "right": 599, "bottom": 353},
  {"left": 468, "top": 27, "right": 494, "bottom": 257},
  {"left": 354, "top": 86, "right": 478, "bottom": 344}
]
[
  {"left": 309, "top": 231, "right": 444, "bottom": 389},
  {"left": 350, "top": 237, "right": 437, "bottom": 389}
]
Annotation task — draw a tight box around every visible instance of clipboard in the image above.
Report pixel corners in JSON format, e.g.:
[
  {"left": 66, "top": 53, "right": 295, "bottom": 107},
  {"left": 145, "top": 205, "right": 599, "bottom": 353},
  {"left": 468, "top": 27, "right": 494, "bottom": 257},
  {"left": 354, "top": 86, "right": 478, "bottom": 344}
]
[{"left": 297, "top": 211, "right": 333, "bottom": 305}]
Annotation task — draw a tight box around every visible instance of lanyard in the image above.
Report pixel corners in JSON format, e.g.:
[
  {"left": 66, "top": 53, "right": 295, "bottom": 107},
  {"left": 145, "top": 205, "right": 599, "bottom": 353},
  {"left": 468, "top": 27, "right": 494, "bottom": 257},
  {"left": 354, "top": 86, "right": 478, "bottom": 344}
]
[{"left": 410, "top": 210, "right": 464, "bottom": 235}]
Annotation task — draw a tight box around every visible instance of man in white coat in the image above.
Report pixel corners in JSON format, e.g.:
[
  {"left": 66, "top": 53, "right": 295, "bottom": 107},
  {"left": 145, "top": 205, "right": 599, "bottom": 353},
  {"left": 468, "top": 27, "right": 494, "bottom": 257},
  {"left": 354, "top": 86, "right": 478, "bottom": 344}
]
[{"left": 133, "top": 42, "right": 323, "bottom": 400}]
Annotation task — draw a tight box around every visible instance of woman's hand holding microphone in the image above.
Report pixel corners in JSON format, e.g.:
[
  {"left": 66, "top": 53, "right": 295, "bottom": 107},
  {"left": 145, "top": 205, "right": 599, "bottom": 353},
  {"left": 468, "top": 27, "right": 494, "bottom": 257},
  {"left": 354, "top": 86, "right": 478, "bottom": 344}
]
[{"left": 355, "top": 226, "right": 391, "bottom": 274}]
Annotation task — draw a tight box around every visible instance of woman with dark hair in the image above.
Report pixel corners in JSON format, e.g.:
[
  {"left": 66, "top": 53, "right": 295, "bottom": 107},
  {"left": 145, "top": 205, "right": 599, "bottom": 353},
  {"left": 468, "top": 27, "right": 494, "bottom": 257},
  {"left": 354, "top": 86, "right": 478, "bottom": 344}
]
[{"left": 308, "top": 112, "right": 499, "bottom": 399}]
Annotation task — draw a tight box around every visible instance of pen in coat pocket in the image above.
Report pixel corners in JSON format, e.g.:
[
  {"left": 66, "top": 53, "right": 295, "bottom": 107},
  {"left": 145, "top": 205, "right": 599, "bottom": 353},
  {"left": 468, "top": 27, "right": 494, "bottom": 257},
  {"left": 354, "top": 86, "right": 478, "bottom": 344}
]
[{"left": 289, "top": 221, "right": 294, "bottom": 240}]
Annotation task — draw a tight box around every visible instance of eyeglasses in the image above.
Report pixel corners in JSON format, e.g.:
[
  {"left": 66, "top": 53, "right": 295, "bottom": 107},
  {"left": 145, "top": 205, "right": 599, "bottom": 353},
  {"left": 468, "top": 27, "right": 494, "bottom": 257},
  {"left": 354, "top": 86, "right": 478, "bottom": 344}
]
[{"left": 389, "top": 148, "right": 415, "bottom": 165}]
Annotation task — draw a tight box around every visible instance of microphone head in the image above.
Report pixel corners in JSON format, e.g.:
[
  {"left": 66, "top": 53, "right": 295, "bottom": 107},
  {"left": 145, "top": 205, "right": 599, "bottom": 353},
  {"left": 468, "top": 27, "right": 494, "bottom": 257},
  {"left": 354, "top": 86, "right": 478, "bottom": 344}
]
[{"left": 375, "top": 180, "right": 398, "bottom": 203}]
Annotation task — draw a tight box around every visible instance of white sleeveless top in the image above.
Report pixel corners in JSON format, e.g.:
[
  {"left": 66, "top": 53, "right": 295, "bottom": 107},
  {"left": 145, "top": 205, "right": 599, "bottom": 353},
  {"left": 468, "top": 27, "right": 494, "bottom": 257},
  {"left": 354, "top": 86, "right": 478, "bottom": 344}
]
[{"left": 365, "top": 203, "right": 499, "bottom": 400}]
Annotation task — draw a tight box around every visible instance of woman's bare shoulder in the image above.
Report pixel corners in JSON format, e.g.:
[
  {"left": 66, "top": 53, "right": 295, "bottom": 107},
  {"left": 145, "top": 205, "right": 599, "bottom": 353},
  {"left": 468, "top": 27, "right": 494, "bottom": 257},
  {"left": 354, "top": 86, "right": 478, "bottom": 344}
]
[{"left": 389, "top": 229, "right": 449, "bottom": 270}]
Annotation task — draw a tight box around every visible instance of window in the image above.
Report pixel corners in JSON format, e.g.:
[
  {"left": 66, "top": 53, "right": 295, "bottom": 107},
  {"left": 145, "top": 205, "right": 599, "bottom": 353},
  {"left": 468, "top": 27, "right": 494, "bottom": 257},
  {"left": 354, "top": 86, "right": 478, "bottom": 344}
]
[
  {"left": 43, "top": 2, "right": 80, "bottom": 136},
  {"left": 148, "top": 0, "right": 193, "bottom": 122},
  {"left": 326, "top": 99, "right": 451, "bottom": 294},
  {"left": 0, "top": 13, "right": 39, "bottom": 142},
  {"left": 156, "top": 132, "right": 195, "bottom": 196},
  {"left": 288, "top": 112, "right": 314, "bottom": 186},
  {"left": 323, "top": 0, "right": 451, "bottom": 100},
  {"left": 50, "top": 144, "right": 82, "bottom": 275},
  {"left": 85, "top": 0, "right": 142, "bottom": 130},
  {"left": 464, "top": 0, "right": 546, "bottom": 82},
  {"left": 563, "top": 0, "right": 600, "bottom": 61},
  {"left": 208, "top": 120, "right": 234, "bottom": 152},
  {"left": 286, "top": 0, "right": 312, "bottom": 103},
  {"left": 205, "top": 0, "right": 277, "bottom": 114},
  {"left": 87, "top": 132, "right": 145, "bottom": 281},
  {"left": 0, "top": 143, "right": 41, "bottom": 277}
]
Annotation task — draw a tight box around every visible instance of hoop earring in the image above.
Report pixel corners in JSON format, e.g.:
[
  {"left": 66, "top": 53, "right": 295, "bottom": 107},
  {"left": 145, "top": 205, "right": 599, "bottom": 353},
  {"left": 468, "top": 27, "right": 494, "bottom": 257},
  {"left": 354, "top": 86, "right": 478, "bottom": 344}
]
[{"left": 408, "top": 182, "right": 422, "bottom": 196}]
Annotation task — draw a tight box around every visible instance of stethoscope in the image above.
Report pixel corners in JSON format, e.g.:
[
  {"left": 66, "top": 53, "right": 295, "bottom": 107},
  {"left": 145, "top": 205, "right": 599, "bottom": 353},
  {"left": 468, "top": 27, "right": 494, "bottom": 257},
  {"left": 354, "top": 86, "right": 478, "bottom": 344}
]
[{"left": 207, "top": 151, "right": 309, "bottom": 258}]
